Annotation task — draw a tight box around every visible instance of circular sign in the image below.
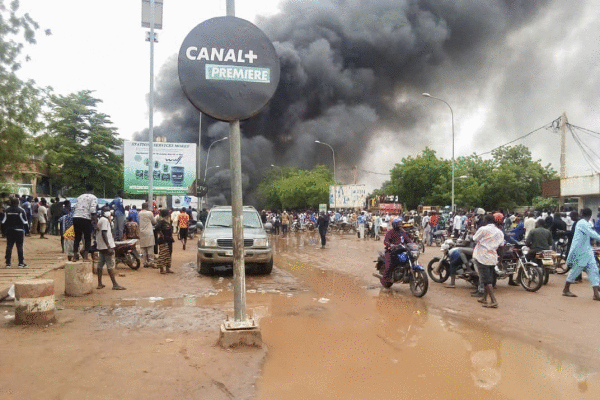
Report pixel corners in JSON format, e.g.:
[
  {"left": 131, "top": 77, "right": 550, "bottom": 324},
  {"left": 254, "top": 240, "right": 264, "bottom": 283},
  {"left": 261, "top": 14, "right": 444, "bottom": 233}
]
[{"left": 178, "top": 17, "right": 280, "bottom": 122}]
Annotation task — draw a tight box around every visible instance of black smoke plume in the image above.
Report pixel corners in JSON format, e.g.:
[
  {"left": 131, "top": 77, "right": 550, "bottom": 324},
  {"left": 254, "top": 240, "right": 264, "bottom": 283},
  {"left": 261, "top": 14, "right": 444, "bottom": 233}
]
[{"left": 134, "top": 0, "right": 552, "bottom": 206}]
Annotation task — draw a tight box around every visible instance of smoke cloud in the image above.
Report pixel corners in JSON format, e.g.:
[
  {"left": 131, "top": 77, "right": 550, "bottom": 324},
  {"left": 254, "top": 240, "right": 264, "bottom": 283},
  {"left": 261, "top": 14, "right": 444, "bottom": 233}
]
[{"left": 134, "top": 0, "right": 570, "bottom": 206}]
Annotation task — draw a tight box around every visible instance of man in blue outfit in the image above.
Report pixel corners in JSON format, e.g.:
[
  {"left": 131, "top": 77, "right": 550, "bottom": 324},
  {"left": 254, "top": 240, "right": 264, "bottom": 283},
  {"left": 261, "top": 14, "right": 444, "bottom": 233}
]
[{"left": 562, "top": 208, "right": 600, "bottom": 300}]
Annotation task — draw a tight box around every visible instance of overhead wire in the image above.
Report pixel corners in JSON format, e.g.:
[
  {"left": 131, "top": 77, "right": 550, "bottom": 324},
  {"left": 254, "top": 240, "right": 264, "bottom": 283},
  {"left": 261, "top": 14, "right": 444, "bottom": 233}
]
[
  {"left": 475, "top": 121, "right": 554, "bottom": 156},
  {"left": 568, "top": 125, "right": 600, "bottom": 173},
  {"left": 568, "top": 123, "right": 600, "bottom": 137}
]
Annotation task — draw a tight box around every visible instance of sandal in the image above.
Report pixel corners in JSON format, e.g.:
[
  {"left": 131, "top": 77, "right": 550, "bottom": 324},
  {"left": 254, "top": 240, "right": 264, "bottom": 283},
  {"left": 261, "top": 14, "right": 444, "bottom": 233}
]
[
  {"left": 483, "top": 303, "right": 498, "bottom": 308},
  {"left": 477, "top": 298, "right": 487, "bottom": 304},
  {"left": 562, "top": 292, "right": 577, "bottom": 297}
]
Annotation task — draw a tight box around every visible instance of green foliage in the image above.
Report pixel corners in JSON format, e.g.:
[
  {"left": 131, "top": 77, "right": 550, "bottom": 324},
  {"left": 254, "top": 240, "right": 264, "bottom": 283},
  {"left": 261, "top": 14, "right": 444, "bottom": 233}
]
[
  {"left": 258, "top": 165, "right": 333, "bottom": 210},
  {"left": 0, "top": 1, "right": 44, "bottom": 178},
  {"left": 531, "top": 196, "right": 559, "bottom": 211},
  {"left": 41, "top": 90, "right": 123, "bottom": 197},
  {"left": 384, "top": 145, "right": 557, "bottom": 211}
]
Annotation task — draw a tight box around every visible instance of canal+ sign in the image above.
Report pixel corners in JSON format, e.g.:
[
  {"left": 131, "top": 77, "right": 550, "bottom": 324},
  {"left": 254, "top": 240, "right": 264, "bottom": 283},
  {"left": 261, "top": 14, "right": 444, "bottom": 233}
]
[{"left": 178, "top": 17, "right": 280, "bottom": 122}]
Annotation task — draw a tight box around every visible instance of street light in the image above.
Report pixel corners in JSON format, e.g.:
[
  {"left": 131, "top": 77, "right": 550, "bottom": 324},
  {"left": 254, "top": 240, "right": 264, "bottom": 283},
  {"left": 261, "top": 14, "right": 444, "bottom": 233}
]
[
  {"left": 315, "top": 140, "right": 336, "bottom": 211},
  {"left": 422, "top": 93, "right": 455, "bottom": 213},
  {"left": 204, "top": 137, "right": 228, "bottom": 183}
]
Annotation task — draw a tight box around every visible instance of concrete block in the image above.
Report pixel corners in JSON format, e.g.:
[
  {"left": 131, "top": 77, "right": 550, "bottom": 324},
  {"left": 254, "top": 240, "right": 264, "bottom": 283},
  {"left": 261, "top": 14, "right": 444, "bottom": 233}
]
[
  {"left": 14, "top": 279, "right": 56, "bottom": 325},
  {"left": 65, "top": 261, "right": 94, "bottom": 297},
  {"left": 218, "top": 323, "right": 263, "bottom": 348}
]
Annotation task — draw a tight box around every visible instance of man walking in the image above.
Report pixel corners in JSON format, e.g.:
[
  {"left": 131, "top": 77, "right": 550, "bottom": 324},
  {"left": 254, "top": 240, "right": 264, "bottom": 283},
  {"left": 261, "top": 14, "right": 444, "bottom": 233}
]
[
  {"left": 138, "top": 202, "right": 157, "bottom": 268},
  {"left": 317, "top": 211, "right": 329, "bottom": 248},
  {"left": 2, "top": 198, "right": 28, "bottom": 268},
  {"left": 95, "top": 206, "right": 126, "bottom": 290},
  {"left": 472, "top": 214, "right": 504, "bottom": 308},
  {"left": 562, "top": 208, "right": 600, "bottom": 300},
  {"left": 72, "top": 184, "right": 98, "bottom": 261},
  {"left": 177, "top": 207, "right": 190, "bottom": 250}
]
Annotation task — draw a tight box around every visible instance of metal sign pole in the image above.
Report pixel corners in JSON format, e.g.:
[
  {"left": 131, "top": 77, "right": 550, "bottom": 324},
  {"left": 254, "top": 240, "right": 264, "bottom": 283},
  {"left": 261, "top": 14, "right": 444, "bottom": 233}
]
[
  {"left": 225, "top": 0, "right": 247, "bottom": 324},
  {"left": 147, "top": 0, "right": 156, "bottom": 206},
  {"left": 229, "top": 120, "right": 247, "bottom": 322}
]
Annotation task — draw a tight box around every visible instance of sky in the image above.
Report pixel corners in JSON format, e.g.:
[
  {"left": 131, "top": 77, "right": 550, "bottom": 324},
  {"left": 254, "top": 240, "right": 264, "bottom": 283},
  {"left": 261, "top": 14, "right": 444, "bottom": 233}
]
[{"left": 16, "top": 0, "right": 600, "bottom": 201}]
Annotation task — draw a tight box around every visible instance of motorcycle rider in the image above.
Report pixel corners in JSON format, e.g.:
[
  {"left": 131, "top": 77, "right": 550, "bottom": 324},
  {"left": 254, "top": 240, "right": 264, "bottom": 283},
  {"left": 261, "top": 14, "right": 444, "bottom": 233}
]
[
  {"left": 525, "top": 219, "right": 553, "bottom": 261},
  {"left": 380, "top": 218, "right": 412, "bottom": 288}
]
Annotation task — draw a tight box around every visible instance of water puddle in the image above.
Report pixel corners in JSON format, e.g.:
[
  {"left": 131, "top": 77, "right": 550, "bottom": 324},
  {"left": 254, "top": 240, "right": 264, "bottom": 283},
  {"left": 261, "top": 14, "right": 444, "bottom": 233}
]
[{"left": 254, "top": 264, "right": 600, "bottom": 399}]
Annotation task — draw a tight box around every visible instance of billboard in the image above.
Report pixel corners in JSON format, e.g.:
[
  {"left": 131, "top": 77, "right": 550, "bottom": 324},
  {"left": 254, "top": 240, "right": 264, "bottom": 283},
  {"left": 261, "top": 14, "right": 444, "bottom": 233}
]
[
  {"left": 124, "top": 141, "right": 197, "bottom": 195},
  {"left": 329, "top": 184, "right": 367, "bottom": 209}
]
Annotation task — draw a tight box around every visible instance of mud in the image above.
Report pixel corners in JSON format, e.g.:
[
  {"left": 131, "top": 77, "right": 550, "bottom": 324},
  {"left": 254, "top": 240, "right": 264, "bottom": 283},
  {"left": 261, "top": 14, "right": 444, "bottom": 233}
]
[{"left": 1, "top": 232, "right": 599, "bottom": 399}]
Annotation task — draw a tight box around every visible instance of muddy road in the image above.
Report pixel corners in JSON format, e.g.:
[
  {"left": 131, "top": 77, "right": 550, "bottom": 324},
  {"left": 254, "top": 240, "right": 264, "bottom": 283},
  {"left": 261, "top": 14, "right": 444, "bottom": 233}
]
[{"left": 0, "top": 233, "right": 599, "bottom": 399}]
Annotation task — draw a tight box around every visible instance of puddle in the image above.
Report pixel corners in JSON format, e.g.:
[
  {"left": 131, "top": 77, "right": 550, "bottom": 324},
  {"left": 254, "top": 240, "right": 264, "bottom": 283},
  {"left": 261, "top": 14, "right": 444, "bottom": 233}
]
[{"left": 254, "top": 264, "right": 600, "bottom": 399}]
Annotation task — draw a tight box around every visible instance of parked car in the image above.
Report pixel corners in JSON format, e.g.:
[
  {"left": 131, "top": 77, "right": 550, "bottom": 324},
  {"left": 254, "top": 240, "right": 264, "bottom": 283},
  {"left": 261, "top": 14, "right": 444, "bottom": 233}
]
[{"left": 197, "top": 206, "right": 273, "bottom": 275}]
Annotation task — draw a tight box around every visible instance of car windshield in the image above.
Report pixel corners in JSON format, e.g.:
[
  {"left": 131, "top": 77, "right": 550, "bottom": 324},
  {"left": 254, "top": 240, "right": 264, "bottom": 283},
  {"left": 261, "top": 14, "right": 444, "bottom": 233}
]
[{"left": 206, "top": 210, "right": 263, "bottom": 229}]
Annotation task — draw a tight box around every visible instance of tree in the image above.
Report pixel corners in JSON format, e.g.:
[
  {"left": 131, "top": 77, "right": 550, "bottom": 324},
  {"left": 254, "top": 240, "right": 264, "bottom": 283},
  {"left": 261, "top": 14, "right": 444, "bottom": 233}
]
[
  {"left": 382, "top": 145, "right": 557, "bottom": 211},
  {"left": 0, "top": 1, "right": 44, "bottom": 178},
  {"left": 258, "top": 165, "right": 333, "bottom": 210},
  {"left": 41, "top": 90, "right": 123, "bottom": 197},
  {"left": 386, "top": 148, "right": 451, "bottom": 210}
]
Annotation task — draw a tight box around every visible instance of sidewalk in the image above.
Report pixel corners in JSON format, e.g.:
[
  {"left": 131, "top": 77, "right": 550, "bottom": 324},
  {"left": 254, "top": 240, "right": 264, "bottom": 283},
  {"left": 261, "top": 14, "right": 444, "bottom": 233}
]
[{"left": 0, "top": 234, "right": 67, "bottom": 299}]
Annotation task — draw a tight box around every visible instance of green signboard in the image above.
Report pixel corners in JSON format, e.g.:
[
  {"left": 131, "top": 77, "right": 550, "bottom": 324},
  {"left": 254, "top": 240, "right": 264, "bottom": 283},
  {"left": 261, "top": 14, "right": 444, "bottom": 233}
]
[{"left": 124, "top": 141, "right": 197, "bottom": 195}]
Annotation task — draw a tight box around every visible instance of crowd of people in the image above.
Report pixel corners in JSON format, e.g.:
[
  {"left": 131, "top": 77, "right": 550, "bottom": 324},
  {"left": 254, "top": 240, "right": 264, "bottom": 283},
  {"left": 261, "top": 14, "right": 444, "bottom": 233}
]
[
  {"left": 0, "top": 187, "right": 211, "bottom": 290},
  {"left": 4, "top": 188, "right": 600, "bottom": 303}
]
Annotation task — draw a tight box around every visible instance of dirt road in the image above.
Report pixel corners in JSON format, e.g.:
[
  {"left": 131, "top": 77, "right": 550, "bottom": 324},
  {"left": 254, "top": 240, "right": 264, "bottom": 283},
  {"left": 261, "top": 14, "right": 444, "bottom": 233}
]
[{"left": 0, "top": 232, "right": 598, "bottom": 399}]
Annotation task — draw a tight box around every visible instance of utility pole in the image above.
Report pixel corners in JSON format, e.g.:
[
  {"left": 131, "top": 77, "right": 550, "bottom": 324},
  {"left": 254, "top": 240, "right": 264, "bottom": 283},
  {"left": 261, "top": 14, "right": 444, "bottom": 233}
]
[
  {"left": 353, "top": 166, "right": 358, "bottom": 184},
  {"left": 560, "top": 112, "right": 567, "bottom": 179}
]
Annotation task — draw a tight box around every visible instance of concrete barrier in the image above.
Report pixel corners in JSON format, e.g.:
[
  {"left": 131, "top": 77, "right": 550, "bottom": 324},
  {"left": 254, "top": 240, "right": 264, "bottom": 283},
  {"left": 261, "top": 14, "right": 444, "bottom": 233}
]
[
  {"left": 14, "top": 279, "right": 56, "bottom": 325},
  {"left": 65, "top": 261, "right": 94, "bottom": 296}
]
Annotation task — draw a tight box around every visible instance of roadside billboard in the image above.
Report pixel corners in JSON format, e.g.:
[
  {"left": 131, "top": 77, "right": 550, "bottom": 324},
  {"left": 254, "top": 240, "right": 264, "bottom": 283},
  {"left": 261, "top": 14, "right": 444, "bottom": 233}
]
[
  {"left": 124, "top": 141, "right": 197, "bottom": 195},
  {"left": 329, "top": 184, "right": 367, "bottom": 209}
]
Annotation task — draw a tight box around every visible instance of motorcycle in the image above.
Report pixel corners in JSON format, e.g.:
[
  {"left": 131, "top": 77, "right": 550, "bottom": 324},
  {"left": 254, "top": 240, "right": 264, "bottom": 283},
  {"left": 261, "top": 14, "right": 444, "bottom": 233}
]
[
  {"left": 531, "top": 249, "right": 556, "bottom": 285},
  {"left": 427, "top": 238, "right": 479, "bottom": 287},
  {"left": 553, "top": 233, "right": 570, "bottom": 274},
  {"left": 96, "top": 239, "right": 141, "bottom": 270},
  {"left": 187, "top": 221, "right": 198, "bottom": 239},
  {"left": 432, "top": 229, "right": 447, "bottom": 246},
  {"left": 496, "top": 244, "right": 544, "bottom": 292},
  {"left": 373, "top": 242, "right": 429, "bottom": 297}
]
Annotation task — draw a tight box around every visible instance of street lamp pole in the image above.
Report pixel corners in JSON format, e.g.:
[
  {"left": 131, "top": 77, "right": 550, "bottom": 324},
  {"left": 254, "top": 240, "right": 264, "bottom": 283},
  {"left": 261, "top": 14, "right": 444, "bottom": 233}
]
[
  {"left": 422, "top": 93, "right": 455, "bottom": 213},
  {"left": 204, "top": 137, "right": 228, "bottom": 183},
  {"left": 200, "top": 137, "right": 227, "bottom": 209},
  {"left": 315, "top": 140, "right": 336, "bottom": 211}
]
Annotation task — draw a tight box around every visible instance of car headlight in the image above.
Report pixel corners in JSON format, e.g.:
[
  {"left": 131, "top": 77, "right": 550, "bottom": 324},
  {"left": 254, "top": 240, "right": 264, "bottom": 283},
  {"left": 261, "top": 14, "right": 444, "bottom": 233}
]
[
  {"left": 201, "top": 238, "right": 218, "bottom": 247},
  {"left": 254, "top": 238, "right": 269, "bottom": 247}
]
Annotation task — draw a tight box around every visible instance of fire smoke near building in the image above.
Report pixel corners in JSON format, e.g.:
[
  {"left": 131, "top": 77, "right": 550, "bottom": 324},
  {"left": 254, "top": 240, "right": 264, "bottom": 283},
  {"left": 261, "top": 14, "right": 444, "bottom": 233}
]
[{"left": 134, "top": 0, "right": 588, "bottom": 206}]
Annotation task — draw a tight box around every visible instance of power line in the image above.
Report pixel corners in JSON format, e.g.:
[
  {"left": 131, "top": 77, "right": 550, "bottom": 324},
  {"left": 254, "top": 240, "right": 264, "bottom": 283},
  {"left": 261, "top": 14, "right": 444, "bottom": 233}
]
[
  {"left": 475, "top": 122, "right": 554, "bottom": 156},
  {"left": 568, "top": 125, "right": 600, "bottom": 173},
  {"left": 568, "top": 123, "right": 600, "bottom": 137}
]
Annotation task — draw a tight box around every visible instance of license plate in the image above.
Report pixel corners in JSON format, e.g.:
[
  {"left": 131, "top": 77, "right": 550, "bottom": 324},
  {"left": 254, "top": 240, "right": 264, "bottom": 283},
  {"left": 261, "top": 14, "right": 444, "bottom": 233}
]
[
  {"left": 225, "top": 250, "right": 246, "bottom": 256},
  {"left": 542, "top": 259, "right": 553, "bottom": 266}
]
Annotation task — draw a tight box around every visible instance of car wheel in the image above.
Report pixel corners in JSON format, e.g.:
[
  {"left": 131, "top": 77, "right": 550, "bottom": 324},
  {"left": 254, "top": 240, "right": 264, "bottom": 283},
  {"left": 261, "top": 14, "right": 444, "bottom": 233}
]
[
  {"left": 256, "top": 258, "right": 273, "bottom": 275},
  {"left": 197, "top": 255, "right": 212, "bottom": 275}
]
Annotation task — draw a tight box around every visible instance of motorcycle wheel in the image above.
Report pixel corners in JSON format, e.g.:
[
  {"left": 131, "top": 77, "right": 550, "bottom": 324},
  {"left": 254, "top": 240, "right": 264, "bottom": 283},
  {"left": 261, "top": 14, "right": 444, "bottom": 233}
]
[
  {"left": 127, "top": 252, "right": 141, "bottom": 270},
  {"left": 427, "top": 257, "right": 449, "bottom": 283},
  {"left": 410, "top": 270, "right": 428, "bottom": 297},
  {"left": 554, "top": 257, "right": 569, "bottom": 275},
  {"left": 519, "top": 264, "right": 544, "bottom": 292}
]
